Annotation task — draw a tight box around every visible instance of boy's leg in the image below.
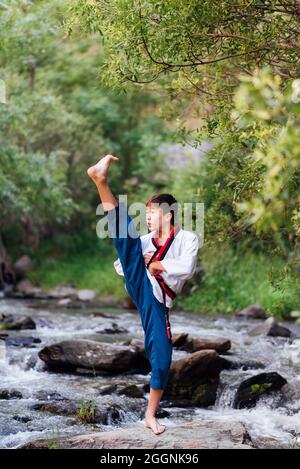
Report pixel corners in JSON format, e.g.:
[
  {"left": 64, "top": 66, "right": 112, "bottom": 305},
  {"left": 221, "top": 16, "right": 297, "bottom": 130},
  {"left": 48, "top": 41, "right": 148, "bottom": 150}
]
[
  {"left": 87, "top": 155, "right": 154, "bottom": 314},
  {"left": 87, "top": 154, "right": 119, "bottom": 211},
  {"left": 106, "top": 203, "right": 172, "bottom": 435},
  {"left": 87, "top": 156, "right": 172, "bottom": 434}
]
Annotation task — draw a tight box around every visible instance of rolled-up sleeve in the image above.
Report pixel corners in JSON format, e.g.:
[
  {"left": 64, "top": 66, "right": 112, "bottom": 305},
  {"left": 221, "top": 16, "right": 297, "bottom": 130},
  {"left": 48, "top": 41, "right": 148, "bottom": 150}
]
[{"left": 159, "top": 234, "right": 199, "bottom": 280}]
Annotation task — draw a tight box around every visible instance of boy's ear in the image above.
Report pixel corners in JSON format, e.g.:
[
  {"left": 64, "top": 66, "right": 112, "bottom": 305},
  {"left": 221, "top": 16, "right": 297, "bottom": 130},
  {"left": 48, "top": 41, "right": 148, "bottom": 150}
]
[{"left": 164, "top": 212, "right": 172, "bottom": 224}]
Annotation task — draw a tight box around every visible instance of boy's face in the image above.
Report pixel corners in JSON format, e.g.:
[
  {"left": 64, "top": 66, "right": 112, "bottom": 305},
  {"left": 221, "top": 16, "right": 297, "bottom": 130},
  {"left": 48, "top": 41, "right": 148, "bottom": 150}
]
[{"left": 146, "top": 204, "right": 172, "bottom": 232}]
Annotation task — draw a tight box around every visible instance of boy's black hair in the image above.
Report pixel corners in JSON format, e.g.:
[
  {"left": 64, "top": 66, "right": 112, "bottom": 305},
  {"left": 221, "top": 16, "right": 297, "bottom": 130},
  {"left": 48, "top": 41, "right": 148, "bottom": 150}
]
[{"left": 146, "top": 193, "right": 178, "bottom": 226}]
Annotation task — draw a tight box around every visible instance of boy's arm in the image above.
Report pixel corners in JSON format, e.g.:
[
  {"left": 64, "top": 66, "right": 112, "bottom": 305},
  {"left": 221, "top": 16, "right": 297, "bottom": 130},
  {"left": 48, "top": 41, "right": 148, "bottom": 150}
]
[{"left": 158, "top": 234, "right": 199, "bottom": 280}]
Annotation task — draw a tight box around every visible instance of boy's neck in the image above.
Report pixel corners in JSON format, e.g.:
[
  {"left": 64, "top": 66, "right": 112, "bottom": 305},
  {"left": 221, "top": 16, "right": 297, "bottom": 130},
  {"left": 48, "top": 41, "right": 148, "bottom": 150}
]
[{"left": 156, "top": 224, "right": 174, "bottom": 239}]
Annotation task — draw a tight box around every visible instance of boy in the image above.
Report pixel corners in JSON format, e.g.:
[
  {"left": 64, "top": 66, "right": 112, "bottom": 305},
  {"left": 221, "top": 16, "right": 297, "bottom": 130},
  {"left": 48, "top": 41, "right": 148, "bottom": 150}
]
[{"left": 87, "top": 154, "right": 199, "bottom": 435}]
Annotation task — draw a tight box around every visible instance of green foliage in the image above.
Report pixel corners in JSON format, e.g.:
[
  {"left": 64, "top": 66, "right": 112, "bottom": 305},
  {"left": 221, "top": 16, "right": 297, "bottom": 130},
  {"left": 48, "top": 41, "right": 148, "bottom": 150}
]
[
  {"left": 69, "top": 0, "right": 300, "bottom": 103},
  {"left": 232, "top": 67, "right": 300, "bottom": 240},
  {"left": 0, "top": 0, "right": 172, "bottom": 254},
  {"left": 28, "top": 238, "right": 126, "bottom": 300},
  {"left": 176, "top": 242, "right": 299, "bottom": 317},
  {"left": 76, "top": 399, "right": 97, "bottom": 424},
  {"left": 1, "top": 1, "right": 299, "bottom": 319},
  {"left": 250, "top": 383, "right": 272, "bottom": 395},
  {"left": 0, "top": 147, "right": 75, "bottom": 223}
]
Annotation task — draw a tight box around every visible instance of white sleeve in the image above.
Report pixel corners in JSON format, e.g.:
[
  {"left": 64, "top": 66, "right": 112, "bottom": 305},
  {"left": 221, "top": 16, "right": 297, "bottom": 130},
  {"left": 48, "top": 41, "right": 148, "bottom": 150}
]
[
  {"left": 113, "top": 258, "right": 124, "bottom": 277},
  {"left": 159, "top": 234, "right": 199, "bottom": 281}
]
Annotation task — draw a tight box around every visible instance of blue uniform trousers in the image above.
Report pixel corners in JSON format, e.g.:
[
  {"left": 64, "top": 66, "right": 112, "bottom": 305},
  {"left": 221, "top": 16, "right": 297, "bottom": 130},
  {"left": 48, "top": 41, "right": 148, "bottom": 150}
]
[{"left": 105, "top": 202, "right": 173, "bottom": 390}]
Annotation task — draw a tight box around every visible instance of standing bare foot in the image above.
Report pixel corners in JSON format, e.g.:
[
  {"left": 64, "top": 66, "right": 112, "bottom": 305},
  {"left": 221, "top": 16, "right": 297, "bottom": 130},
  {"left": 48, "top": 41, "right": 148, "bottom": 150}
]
[
  {"left": 87, "top": 154, "right": 119, "bottom": 183},
  {"left": 144, "top": 414, "right": 166, "bottom": 435}
]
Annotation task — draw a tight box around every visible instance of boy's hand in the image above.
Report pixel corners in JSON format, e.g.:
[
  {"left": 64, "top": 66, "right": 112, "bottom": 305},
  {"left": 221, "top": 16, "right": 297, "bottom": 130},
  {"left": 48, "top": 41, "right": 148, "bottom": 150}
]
[{"left": 148, "top": 260, "right": 167, "bottom": 276}]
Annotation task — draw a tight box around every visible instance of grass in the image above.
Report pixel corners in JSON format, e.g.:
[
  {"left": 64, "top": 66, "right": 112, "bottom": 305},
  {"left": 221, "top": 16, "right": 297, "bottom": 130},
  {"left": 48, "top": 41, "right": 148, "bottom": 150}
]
[
  {"left": 76, "top": 399, "right": 97, "bottom": 424},
  {"left": 28, "top": 234, "right": 126, "bottom": 300},
  {"left": 28, "top": 236, "right": 299, "bottom": 319},
  {"left": 175, "top": 242, "right": 300, "bottom": 318}
]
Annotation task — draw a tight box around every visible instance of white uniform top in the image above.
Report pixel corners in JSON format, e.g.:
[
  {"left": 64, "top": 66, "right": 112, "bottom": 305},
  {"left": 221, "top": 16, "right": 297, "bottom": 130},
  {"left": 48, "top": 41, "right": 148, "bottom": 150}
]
[{"left": 113, "top": 227, "right": 200, "bottom": 308}]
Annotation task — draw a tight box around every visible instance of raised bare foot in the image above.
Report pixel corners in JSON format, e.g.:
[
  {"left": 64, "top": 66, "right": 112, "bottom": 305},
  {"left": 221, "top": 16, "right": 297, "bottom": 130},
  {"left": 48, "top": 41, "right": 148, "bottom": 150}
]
[
  {"left": 87, "top": 154, "right": 119, "bottom": 182},
  {"left": 144, "top": 415, "right": 166, "bottom": 435}
]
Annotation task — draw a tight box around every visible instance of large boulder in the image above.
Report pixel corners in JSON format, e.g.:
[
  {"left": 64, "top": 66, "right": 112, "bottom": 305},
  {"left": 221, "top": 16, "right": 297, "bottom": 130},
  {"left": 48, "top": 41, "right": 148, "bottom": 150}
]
[
  {"left": 19, "top": 420, "right": 253, "bottom": 449},
  {"left": 163, "top": 350, "right": 226, "bottom": 406},
  {"left": 38, "top": 339, "right": 151, "bottom": 374},
  {"left": 235, "top": 304, "right": 268, "bottom": 319},
  {"left": 178, "top": 336, "right": 231, "bottom": 354},
  {"left": 249, "top": 317, "right": 291, "bottom": 338},
  {"left": 233, "top": 372, "right": 287, "bottom": 409}
]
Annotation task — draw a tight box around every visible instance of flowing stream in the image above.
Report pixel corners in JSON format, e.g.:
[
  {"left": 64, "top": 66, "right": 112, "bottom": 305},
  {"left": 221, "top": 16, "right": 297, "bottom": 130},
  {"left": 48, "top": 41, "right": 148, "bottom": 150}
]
[{"left": 0, "top": 298, "right": 299, "bottom": 449}]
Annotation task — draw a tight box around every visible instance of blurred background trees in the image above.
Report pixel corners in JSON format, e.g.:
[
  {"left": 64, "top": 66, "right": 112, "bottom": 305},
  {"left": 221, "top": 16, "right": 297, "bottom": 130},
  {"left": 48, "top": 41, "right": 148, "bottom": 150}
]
[{"left": 1, "top": 0, "right": 299, "bottom": 316}]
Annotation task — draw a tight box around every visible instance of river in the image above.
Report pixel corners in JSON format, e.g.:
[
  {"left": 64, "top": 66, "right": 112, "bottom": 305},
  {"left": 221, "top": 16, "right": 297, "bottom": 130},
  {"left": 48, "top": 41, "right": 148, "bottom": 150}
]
[{"left": 0, "top": 298, "right": 299, "bottom": 449}]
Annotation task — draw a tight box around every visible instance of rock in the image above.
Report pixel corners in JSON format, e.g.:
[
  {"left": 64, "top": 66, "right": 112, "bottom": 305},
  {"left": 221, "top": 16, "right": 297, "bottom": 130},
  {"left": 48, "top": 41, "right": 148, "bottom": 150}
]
[
  {"left": 15, "top": 279, "right": 48, "bottom": 299},
  {"left": 117, "top": 385, "right": 145, "bottom": 399},
  {"left": 126, "top": 335, "right": 231, "bottom": 355},
  {"left": 57, "top": 298, "right": 72, "bottom": 306},
  {"left": 0, "top": 314, "right": 36, "bottom": 330},
  {"left": 38, "top": 339, "right": 151, "bottom": 374},
  {"left": 223, "top": 359, "right": 265, "bottom": 371},
  {"left": 180, "top": 337, "right": 231, "bottom": 354},
  {"left": 172, "top": 333, "right": 189, "bottom": 348},
  {"left": 249, "top": 317, "right": 291, "bottom": 338},
  {"left": 168, "top": 332, "right": 231, "bottom": 354},
  {"left": 13, "top": 415, "right": 31, "bottom": 423},
  {"left": 89, "top": 311, "right": 117, "bottom": 319},
  {"left": 19, "top": 420, "right": 253, "bottom": 449},
  {"left": 48, "top": 284, "right": 78, "bottom": 299},
  {"left": 77, "top": 289, "right": 96, "bottom": 301},
  {"left": 5, "top": 336, "right": 41, "bottom": 347},
  {"left": 236, "top": 304, "right": 268, "bottom": 319},
  {"left": 34, "top": 391, "right": 65, "bottom": 401},
  {"left": 0, "top": 389, "right": 23, "bottom": 399},
  {"left": 119, "top": 296, "right": 137, "bottom": 310},
  {"left": 98, "top": 384, "right": 118, "bottom": 395},
  {"left": 123, "top": 338, "right": 144, "bottom": 352},
  {"left": 34, "top": 317, "right": 54, "bottom": 328},
  {"left": 233, "top": 372, "right": 287, "bottom": 409},
  {"left": 13, "top": 255, "right": 33, "bottom": 279},
  {"left": 93, "top": 295, "right": 120, "bottom": 307},
  {"left": 31, "top": 400, "right": 123, "bottom": 425},
  {"left": 289, "top": 310, "right": 300, "bottom": 320},
  {"left": 163, "top": 350, "right": 226, "bottom": 406},
  {"left": 97, "top": 322, "right": 128, "bottom": 334}
]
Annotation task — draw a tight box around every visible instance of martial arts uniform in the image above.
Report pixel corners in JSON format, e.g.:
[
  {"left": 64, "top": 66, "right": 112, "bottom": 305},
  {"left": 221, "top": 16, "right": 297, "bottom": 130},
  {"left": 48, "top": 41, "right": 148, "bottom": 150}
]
[{"left": 105, "top": 202, "right": 199, "bottom": 390}]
